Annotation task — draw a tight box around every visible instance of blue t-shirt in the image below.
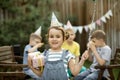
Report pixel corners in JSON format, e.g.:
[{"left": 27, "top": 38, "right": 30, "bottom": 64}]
[{"left": 23, "top": 45, "right": 38, "bottom": 70}]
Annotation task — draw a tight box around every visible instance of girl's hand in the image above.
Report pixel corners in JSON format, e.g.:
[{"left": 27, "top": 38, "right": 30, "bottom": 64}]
[{"left": 81, "top": 50, "right": 89, "bottom": 61}]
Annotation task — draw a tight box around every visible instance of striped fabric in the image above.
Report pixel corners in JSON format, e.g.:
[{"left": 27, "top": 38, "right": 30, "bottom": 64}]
[{"left": 46, "top": 50, "right": 74, "bottom": 77}]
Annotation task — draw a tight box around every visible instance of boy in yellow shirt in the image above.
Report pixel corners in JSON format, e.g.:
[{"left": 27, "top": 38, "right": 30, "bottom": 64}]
[
  {"left": 62, "top": 20, "right": 86, "bottom": 77},
  {"left": 62, "top": 28, "right": 80, "bottom": 63}
]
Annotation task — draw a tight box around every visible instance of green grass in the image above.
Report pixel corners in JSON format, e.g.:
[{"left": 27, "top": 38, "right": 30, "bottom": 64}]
[
  {"left": 84, "top": 60, "right": 92, "bottom": 68},
  {"left": 84, "top": 60, "right": 120, "bottom": 80},
  {"left": 113, "top": 69, "right": 120, "bottom": 80}
]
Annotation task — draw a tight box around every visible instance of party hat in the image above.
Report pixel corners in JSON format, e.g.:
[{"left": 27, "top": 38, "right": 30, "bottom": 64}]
[
  {"left": 34, "top": 26, "right": 41, "bottom": 36},
  {"left": 66, "top": 20, "right": 73, "bottom": 29},
  {"left": 50, "top": 12, "right": 61, "bottom": 26}
]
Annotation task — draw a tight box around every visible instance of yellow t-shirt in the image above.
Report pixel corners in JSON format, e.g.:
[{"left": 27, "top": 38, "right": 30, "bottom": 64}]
[{"left": 62, "top": 41, "right": 80, "bottom": 57}]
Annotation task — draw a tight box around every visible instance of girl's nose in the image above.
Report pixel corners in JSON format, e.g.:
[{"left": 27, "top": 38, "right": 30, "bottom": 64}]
[{"left": 52, "top": 37, "right": 56, "bottom": 40}]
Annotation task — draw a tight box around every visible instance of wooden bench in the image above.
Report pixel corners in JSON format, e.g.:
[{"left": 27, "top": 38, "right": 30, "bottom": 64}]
[
  {"left": 0, "top": 46, "right": 28, "bottom": 80},
  {"left": 95, "top": 48, "right": 120, "bottom": 80}
]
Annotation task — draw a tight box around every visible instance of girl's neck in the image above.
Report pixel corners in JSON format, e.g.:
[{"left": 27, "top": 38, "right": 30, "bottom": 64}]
[
  {"left": 66, "top": 40, "right": 73, "bottom": 45},
  {"left": 50, "top": 48, "right": 62, "bottom": 52}
]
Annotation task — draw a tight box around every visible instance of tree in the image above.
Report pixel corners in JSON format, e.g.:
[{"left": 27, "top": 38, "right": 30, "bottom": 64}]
[{"left": 0, "top": 0, "right": 54, "bottom": 53}]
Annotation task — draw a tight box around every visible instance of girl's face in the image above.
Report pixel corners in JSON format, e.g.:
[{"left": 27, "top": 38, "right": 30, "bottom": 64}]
[{"left": 48, "top": 28, "right": 64, "bottom": 50}]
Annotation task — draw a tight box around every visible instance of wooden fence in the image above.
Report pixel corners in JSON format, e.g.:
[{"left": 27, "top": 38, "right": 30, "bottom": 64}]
[
  {"left": 51, "top": 0, "right": 120, "bottom": 57},
  {"left": 0, "top": 0, "right": 120, "bottom": 57}
]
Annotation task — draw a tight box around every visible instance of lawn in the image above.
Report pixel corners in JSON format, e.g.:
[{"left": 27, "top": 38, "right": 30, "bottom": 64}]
[{"left": 84, "top": 60, "right": 120, "bottom": 80}]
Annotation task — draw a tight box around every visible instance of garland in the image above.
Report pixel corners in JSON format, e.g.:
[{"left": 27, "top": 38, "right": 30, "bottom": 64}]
[{"left": 60, "top": 0, "right": 119, "bottom": 34}]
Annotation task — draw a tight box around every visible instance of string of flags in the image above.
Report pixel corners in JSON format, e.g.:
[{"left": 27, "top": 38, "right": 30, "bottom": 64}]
[
  {"left": 35, "top": 9, "right": 113, "bottom": 35},
  {"left": 67, "top": 9, "right": 112, "bottom": 34},
  {"left": 35, "top": 0, "right": 119, "bottom": 36},
  {"left": 50, "top": 10, "right": 113, "bottom": 34}
]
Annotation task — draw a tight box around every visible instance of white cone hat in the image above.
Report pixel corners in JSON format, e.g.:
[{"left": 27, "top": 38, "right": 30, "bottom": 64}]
[
  {"left": 34, "top": 26, "right": 41, "bottom": 36},
  {"left": 66, "top": 20, "right": 73, "bottom": 29},
  {"left": 50, "top": 12, "right": 61, "bottom": 27}
]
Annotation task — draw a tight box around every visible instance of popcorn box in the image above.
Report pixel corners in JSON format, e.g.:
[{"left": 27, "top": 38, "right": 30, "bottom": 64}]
[
  {"left": 28, "top": 52, "right": 44, "bottom": 68},
  {"left": 28, "top": 52, "right": 37, "bottom": 58}
]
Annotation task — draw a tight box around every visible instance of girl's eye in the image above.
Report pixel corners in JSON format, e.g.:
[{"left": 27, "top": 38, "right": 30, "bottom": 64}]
[
  {"left": 49, "top": 35, "right": 62, "bottom": 38},
  {"left": 56, "top": 35, "right": 60, "bottom": 38},
  {"left": 49, "top": 35, "right": 54, "bottom": 38},
  {"left": 92, "top": 40, "right": 95, "bottom": 43}
]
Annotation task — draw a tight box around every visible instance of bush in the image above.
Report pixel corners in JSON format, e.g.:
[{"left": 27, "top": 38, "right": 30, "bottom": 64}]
[{"left": 0, "top": 0, "right": 54, "bottom": 54}]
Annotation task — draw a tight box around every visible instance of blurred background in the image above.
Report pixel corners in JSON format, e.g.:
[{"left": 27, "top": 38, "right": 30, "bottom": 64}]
[{"left": 0, "top": 0, "right": 120, "bottom": 57}]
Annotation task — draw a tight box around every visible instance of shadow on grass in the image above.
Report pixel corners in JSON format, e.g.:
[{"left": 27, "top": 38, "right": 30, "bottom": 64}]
[{"left": 84, "top": 60, "right": 120, "bottom": 80}]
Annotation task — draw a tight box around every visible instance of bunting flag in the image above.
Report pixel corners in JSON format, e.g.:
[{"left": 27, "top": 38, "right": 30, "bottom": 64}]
[
  {"left": 108, "top": 10, "right": 113, "bottom": 16},
  {"left": 96, "top": 19, "right": 102, "bottom": 26},
  {"left": 34, "top": 26, "right": 41, "bottom": 36},
  {"left": 100, "top": 16, "right": 107, "bottom": 23},
  {"left": 78, "top": 27, "right": 83, "bottom": 34},
  {"left": 105, "top": 12, "right": 110, "bottom": 19},
  {"left": 73, "top": 26, "right": 78, "bottom": 33},
  {"left": 84, "top": 26, "right": 89, "bottom": 32}
]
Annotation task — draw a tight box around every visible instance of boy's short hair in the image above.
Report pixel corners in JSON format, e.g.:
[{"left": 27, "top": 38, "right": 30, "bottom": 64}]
[
  {"left": 30, "top": 33, "right": 42, "bottom": 40},
  {"left": 91, "top": 30, "right": 106, "bottom": 41}
]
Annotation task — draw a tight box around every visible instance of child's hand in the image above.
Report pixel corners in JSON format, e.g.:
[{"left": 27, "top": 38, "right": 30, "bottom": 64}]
[
  {"left": 81, "top": 50, "right": 89, "bottom": 61},
  {"left": 37, "top": 43, "right": 44, "bottom": 48},
  {"left": 88, "top": 41, "right": 96, "bottom": 52}
]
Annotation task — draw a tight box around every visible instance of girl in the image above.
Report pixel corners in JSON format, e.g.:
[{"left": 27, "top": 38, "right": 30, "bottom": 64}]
[{"left": 28, "top": 26, "right": 88, "bottom": 80}]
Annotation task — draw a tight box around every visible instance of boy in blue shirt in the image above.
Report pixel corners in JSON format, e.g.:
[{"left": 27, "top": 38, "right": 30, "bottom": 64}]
[{"left": 23, "top": 33, "right": 43, "bottom": 79}]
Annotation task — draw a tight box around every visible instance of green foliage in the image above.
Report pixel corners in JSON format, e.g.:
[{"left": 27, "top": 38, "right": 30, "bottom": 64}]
[{"left": 0, "top": 0, "right": 54, "bottom": 52}]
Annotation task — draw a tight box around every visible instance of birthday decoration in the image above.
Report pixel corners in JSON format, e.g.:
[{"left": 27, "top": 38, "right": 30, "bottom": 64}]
[
  {"left": 61, "top": 9, "right": 113, "bottom": 34},
  {"left": 50, "top": 12, "right": 62, "bottom": 27},
  {"left": 34, "top": 26, "right": 42, "bottom": 36},
  {"left": 49, "top": 0, "right": 118, "bottom": 34}
]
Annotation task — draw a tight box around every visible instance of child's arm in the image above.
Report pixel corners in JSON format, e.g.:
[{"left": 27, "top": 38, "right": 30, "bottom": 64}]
[
  {"left": 28, "top": 43, "right": 44, "bottom": 53},
  {"left": 92, "top": 50, "right": 106, "bottom": 66},
  {"left": 69, "top": 51, "right": 89, "bottom": 76},
  {"left": 89, "top": 41, "right": 106, "bottom": 66},
  {"left": 75, "top": 56, "right": 80, "bottom": 63},
  {"left": 87, "top": 42, "right": 93, "bottom": 62}
]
